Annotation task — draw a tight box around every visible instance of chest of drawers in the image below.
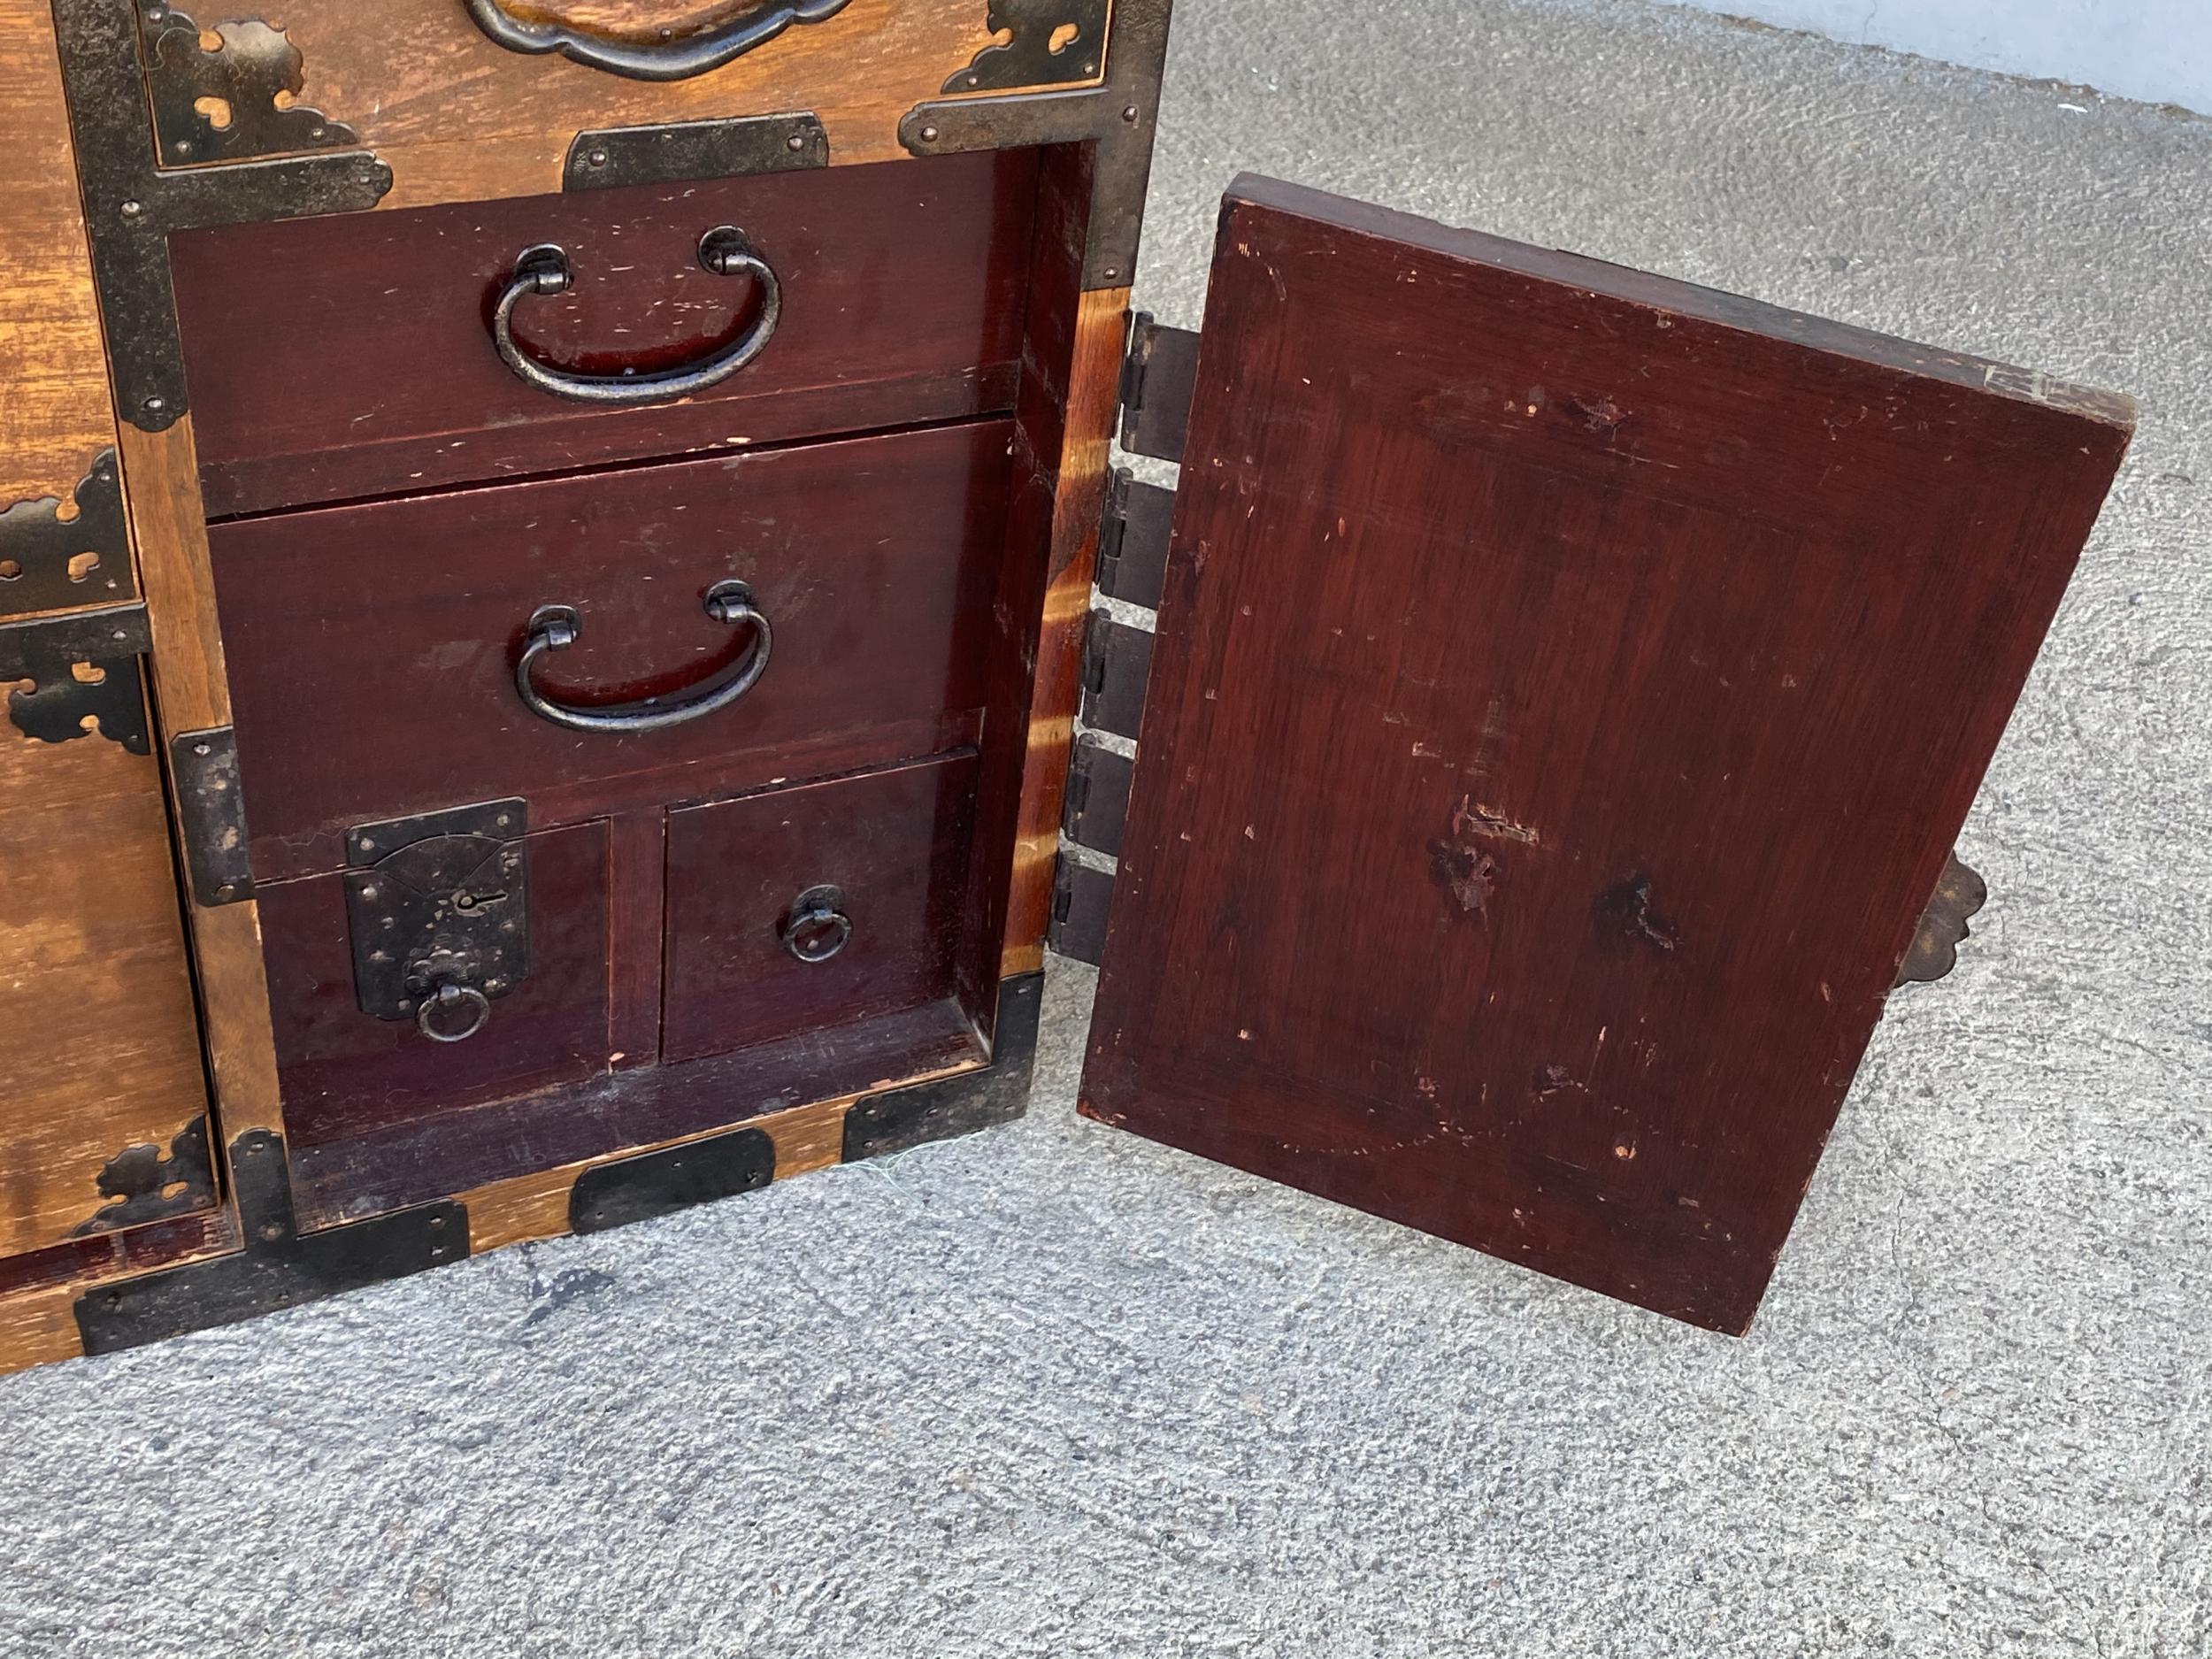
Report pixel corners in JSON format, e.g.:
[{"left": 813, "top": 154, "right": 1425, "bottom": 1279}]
[{"left": 0, "top": 0, "right": 2130, "bottom": 1368}]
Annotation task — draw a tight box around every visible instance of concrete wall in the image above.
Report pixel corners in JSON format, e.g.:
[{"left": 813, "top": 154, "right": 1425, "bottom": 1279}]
[{"left": 1670, "top": 0, "right": 2211, "bottom": 111}]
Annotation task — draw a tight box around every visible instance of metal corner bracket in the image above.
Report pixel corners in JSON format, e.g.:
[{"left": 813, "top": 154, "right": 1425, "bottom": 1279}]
[
  {"left": 899, "top": 0, "right": 1171, "bottom": 287},
  {"left": 51, "top": 0, "right": 394, "bottom": 430}
]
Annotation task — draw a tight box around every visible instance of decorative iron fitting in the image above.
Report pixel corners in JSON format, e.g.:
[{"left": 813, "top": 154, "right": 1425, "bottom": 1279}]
[
  {"left": 901, "top": 0, "right": 1171, "bottom": 287},
  {"left": 0, "top": 449, "right": 134, "bottom": 618},
  {"left": 74, "top": 1129, "right": 467, "bottom": 1356},
  {"left": 138, "top": 5, "right": 362, "bottom": 165},
  {"left": 944, "top": 0, "right": 1110, "bottom": 93},
  {"left": 465, "top": 0, "right": 855, "bottom": 81},
  {"left": 51, "top": 0, "right": 394, "bottom": 428},
  {"left": 0, "top": 604, "right": 153, "bottom": 753}
]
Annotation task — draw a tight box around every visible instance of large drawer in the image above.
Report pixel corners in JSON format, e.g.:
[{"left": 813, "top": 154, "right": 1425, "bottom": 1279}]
[
  {"left": 171, "top": 150, "right": 1041, "bottom": 517},
  {"left": 210, "top": 419, "right": 1016, "bottom": 882}
]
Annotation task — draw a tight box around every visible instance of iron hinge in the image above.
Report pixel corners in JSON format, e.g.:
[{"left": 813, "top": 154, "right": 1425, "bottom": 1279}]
[
  {"left": 1118, "top": 312, "right": 1200, "bottom": 464},
  {"left": 1079, "top": 609, "right": 1154, "bottom": 741},
  {"left": 1096, "top": 465, "right": 1175, "bottom": 608},
  {"left": 1047, "top": 859, "right": 1116, "bottom": 966}
]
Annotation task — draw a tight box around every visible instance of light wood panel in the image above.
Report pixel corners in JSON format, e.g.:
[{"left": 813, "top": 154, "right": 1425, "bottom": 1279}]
[
  {"left": 0, "top": 717, "right": 211, "bottom": 1258},
  {"left": 273, "top": 0, "right": 1084, "bottom": 211},
  {"left": 0, "top": 0, "right": 116, "bottom": 505}
]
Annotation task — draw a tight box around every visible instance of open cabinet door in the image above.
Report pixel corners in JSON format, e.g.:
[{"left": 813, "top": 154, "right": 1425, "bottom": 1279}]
[{"left": 1079, "top": 175, "right": 2131, "bottom": 1334}]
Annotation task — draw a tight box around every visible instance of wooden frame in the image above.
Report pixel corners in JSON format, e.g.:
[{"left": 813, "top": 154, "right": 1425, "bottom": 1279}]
[{"left": 0, "top": 0, "right": 1167, "bottom": 1374}]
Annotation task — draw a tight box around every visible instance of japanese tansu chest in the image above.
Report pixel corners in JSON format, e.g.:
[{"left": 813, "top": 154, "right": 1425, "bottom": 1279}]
[{"left": 0, "top": 0, "right": 2130, "bottom": 1370}]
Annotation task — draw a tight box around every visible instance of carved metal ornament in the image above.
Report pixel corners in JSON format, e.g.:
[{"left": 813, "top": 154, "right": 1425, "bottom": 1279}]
[
  {"left": 74, "top": 1130, "right": 466, "bottom": 1356},
  {"left": 944, "top": 0, "right": 1109, "bottom": 93},
  {"left": 902, "top": 0, "right": 1170, "bottom": 287},
  {"left": 464, "top": 0, "right": 854, "bottom": 81},
  {"left": 50, "top": 0, "right": 394, "bottom": 429},
  {"left": 138, "top": 4, "right": 359, "bottom": 165},
  {"left": 0, "top": 604, "right": 152, "bottom": 753},
  {"left": 0, "top": 449, "right": 134, "bottom": 618},
  {"left": 73, "top": 1118, "right": 218, "bottom": 1236}
]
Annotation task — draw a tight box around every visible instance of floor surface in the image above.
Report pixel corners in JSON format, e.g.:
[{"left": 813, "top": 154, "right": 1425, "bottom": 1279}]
[{"left": 4, "top": 2, "right": 2208, "bottom": 1654}]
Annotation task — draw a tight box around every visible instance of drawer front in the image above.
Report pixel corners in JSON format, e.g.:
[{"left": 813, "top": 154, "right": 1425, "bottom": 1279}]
[
  {"left": 172, "top": 150, "right": 1040, "bottom": 517},
  {"left": 663, "top": 752, "right": 979, "bottom": 1066},
  {"left": 257, "top": 819, "right": 613, "bottom": 1171},
  {"left": 211, "top": 419, "right": 1014, "bottom": 882}
]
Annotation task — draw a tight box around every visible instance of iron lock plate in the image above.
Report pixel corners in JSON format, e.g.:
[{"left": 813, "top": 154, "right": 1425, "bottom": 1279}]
[{"left": 344, "top": 798, "right": 531, "bottom": 1036}]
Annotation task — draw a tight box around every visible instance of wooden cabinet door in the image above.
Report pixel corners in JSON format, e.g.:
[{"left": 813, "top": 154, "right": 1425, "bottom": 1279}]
[{"left": 1080, "top": 175, "right": 2131, "bottom": 1334}]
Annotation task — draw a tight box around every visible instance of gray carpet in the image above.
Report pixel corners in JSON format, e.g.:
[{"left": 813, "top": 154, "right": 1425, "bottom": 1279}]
[{"left": 4, "top": 3, "right": 2208, "bottom": 1654}]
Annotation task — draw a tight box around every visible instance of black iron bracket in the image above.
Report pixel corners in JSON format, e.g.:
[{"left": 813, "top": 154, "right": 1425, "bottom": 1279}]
[
  {"left": 843, "top": 972, "right": 1044, "bottom": 1158},
  {"left": 51, "top": 0, "right": 394, "bottom": 429},
  {"left": 565, "top": 111, "right": 829, "bottom": 191},
  {"left": 137, "top": 4, "right": 362, "bottom": 166},
  {"left": 569, "top": 1126, "right": 777, "bottom": 1234},
  {"left": 900, "top": 0, "right": 1169, "bottom": 288},
  {"left": 465, "top": 0, "right": 854, "bottom": 82},
  {"left": 0, "top": 603, "right": 152, "bottom": 753},
  {"left": 169, "top": 726, "right": 254, "bottom": 905},
  {"left": 71, "top": 1116, "right": 219, "bottom": 1236},
  {"left": 0, "top": 449, "right": 135, "bottom": 618},
  {"left": 943, "top": 0, "right": 1110, "bottom": 94},
  {"left": 73, "top": 1129, "right": 467, "bottom": 1356}
]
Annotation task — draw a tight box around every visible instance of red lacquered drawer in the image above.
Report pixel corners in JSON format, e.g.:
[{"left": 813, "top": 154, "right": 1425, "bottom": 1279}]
[
  {"left": 170, "top": 150, "right": 1041, "bottom": 517},
  {"left": 209, "top": 419, "right": 1016, "bottom": 882},
  {"left": 662, "top": 752, "right": 980, "bottom": 1067}
]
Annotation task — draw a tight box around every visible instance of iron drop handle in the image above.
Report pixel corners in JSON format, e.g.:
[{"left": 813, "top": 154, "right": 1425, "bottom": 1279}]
[
  {"left": 463, "top": 0, "right": 855, "bottom": 81},
  {"left": 491, "top": 226, "right": 780, "bottom": 404},
  {"left": 781, "top": 886, "right": 852, "bottom": 964},
  {"left": 516, "top": 580, "right": 772, "bottom": 734}
]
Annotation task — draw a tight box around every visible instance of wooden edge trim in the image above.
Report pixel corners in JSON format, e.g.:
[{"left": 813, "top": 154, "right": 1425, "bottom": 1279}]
[
  {"left": 114, "top": 419, "right": 287, "bottom": 1142},
  {"left": 1002, "top": 285, "right": 1129, "bottom": 975}
]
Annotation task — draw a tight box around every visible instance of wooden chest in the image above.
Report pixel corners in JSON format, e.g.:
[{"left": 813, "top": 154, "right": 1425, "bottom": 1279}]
[{"left": 0, "top": 0, "right": 2131, "bottom": 1369}]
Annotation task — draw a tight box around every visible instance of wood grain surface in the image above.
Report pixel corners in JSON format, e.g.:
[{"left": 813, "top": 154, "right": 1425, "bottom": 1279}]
[
  {"left": 1081, "top": 175, "right": 2132, "bottom": 1334},
  {"left": 0, "top": 718, "right": 212, "bottom": 1260},
  {"left": 271, "top": 0, "right": 1061, "bottom": 210},
  {"left": 0, "top": 0, "right": 116, "bottom": 507}
]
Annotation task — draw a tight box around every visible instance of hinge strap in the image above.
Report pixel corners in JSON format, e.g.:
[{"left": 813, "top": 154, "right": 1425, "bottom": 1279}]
[
  {"left": 1118, "top": 312, "right": 1200, "bottom": 464},
  {"left": 1096, "top": 465, "right": 1176, "bottom": 608}
]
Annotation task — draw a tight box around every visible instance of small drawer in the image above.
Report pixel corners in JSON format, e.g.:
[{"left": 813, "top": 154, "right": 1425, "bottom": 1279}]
[
  {"left": 170, "top": 150, "right": 1041, "bottom": 518},
  {"left": 257, "top": 818, "right": 613, "bottom": 1171},
  {"left": 211, "top": 419, "right": 1014, "bottom": 883},
  {"left": 663, "top": 752, "right": 980, "bottom": 1067}
]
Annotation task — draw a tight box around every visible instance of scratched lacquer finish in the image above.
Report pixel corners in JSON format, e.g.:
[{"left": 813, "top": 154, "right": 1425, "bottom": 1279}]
[{"left": 1081, "top": 176, "right": 2131, "bottom": 1333}]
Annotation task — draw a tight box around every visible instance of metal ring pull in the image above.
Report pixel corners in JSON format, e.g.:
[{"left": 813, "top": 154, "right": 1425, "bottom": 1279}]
[
  {"left": 416, "top": 982, "right": 493, "bottom": 1044},
  {"left": 516, "top": 580, "right": 772, "bottom": 734},
  {"left": 464, "top": 0, "right": 855, "bottom": 81},
  {"left": 781, "top": 885, "right": 853, "bottom": 964},
  {"left": 491, "top": 227, "right": 781, "bottom": 404}
]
